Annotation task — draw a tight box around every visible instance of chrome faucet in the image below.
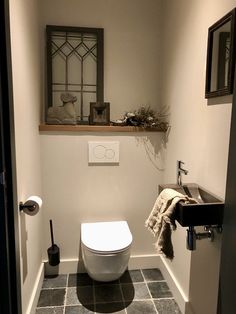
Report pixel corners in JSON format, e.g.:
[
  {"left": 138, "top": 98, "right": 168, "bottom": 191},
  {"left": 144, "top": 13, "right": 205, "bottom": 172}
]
[{"left": 177, "top": 160, "right": 188, "bottom": 186}]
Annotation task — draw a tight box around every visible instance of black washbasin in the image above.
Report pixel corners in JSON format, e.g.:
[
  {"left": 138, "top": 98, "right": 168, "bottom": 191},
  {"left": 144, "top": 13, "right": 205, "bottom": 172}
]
[{"left": 159, "top": 183, "right": 224, "bottom": 227}]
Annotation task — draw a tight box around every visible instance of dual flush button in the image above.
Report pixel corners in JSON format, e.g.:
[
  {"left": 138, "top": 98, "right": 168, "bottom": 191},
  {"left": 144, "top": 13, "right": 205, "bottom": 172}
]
[{"left": 88, "top": 141, "right": 119, "bottom": 164}]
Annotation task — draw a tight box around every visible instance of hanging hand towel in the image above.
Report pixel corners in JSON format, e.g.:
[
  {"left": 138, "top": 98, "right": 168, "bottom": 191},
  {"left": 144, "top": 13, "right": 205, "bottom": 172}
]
[{"left": 145, "top": 188, "right": 197, "bottom": 260}]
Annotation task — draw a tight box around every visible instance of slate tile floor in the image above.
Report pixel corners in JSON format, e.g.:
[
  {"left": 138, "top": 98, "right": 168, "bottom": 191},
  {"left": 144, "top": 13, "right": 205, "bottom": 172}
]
[{"left": 36, "top": 269, "right": 181, "bottom": 314}]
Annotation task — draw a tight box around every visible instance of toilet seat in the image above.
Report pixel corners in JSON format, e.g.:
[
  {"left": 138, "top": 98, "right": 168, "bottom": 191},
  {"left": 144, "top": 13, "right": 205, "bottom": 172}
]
[
  {"left": 82, "top": 243, "right": 130, "bottom": 255},
  {"left": 81, "top": 221, "right": 132, "bottom": 254}
]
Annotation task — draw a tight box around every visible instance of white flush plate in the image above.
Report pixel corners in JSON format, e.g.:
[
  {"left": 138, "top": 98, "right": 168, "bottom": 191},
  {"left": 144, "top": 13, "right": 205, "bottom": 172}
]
[{"left": 88, "top": 141, "right": 120, "bottom": 163}]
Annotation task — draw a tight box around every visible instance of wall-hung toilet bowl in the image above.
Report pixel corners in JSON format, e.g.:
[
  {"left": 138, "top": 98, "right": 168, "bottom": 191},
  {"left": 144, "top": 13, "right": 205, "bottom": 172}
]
[{"left": 81, "top": 221, "right": 132, "bottom": 282}]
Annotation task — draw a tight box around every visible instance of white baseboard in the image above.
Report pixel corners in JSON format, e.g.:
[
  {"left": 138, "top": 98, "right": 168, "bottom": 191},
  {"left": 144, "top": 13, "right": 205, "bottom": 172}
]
[
  {"left": 43, "top": 254, "right": 162, "bottom": 275},
  {"left": 159, "top": 256, "right": 189, "bottom": 314},
  {"left": 26, "top": 262, "right": 44, "bottom": 314},
  {"left": 43, "top": 258, "right": 86, "bottom": 275},
  {"left": 43, "top": 255, "right": 188, "bottom": 313},
  {"left": 128, "top": 254, "right": 162, "bottom": 269}
]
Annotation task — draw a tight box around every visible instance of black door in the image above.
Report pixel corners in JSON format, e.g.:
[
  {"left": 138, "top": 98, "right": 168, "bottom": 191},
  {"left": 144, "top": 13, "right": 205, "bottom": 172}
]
[
  {"left": 0, "top": 0, "right": 21, "bottom": 313},
  {"left": 218, "top": 66, "right": 236, "bottom": 313}
]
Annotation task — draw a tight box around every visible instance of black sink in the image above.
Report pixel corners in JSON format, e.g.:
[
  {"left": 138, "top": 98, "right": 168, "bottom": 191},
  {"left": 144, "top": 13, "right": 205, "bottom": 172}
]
[{"left": 159, "top": 183, "right": 224, "bottom": 227}]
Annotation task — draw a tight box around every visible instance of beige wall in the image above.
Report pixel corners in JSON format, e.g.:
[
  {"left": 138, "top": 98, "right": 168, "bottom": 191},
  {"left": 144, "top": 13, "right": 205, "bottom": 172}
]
[
  {"left": 9, "top": 0, "right": 43, "bottom": 313},
  {"left": 161, "top": 1, "right": 234, "bottom": 313},
  {"left": 40, "top": 133, "right": 165, "bottom": 259},
  {"left": 39, "top": 0, "right": 162, "bottom": 120},
  {"left": 39, "top": 0, "right": 164, "bottom": 260}
]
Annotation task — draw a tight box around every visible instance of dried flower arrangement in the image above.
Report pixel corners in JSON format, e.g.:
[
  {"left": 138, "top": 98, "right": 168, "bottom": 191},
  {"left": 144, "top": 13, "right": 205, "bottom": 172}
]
[{"left": 112, "top": 105, "right": 169, "bottom": 130}]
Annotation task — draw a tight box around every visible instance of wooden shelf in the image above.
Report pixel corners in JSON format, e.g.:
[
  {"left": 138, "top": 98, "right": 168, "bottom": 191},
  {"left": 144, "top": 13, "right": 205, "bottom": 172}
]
[{"left": 39, "top": 124, "right": 167, "bottom": 133}]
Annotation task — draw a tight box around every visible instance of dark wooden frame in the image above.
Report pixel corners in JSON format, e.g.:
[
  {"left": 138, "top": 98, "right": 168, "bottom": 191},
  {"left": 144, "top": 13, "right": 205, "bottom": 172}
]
[
  {"left": 217, "top": 32, "right": 230, "bottom": 90},
  {"left": 46, "top": 25, "right": 104, "bottom": 121},
  {"left": 89, "top": 102, "right": 110, "bottom": 125},
  {"left": 0, "top": 0, "right": 22, "bottom": 313},
  {"left": 205, "top": 8, "right": 236, "bottom": 99}
]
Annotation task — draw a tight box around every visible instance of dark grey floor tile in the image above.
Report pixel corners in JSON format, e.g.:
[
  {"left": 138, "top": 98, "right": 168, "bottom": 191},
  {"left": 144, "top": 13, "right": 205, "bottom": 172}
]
[
  {"left": 37, "top": 270, "right": 180, "bottom": 314},
  {"left": 36, "top": 307, "right": 64, "bottom": 314},
  {"left": 121, "top": 283, "right": 150, "bottom": 301},
  {"left": 148, "top": 282, "right": 173, "bottom": 298},
  {"left": 154, "top": 299, "right": 182, "bottom": 313},
  {"left": 142, "top": 268, "right": 164, "bottom": 281},
  {"left": 95, "top": 284, "right": 123, "bottom": 303},
  {"left": 93, "top": 279, "right": 120, "bottom": 285},
  {"left": 120, "top": 270, "right": 144, "bottom": 283},
  {"left": 96, "top": 302, "right": 126, "bottom": 313},
  {"left": 68, "top": 273, "right": 93, "bottom": 287},
  {"left": 65, "top": 305, "right": 95, "bottom": 314},
  {"left": 42, "top": 275, "right": 67, "bottom": 289},
  {"left": 66, "top": 286, "right": 94, "bottom": 305},
  {"left": 125, "top": 300, "right": 157, "bottom": 314},
  {"left": 37, "top": 289, "right": 66, "bottom": 307}
]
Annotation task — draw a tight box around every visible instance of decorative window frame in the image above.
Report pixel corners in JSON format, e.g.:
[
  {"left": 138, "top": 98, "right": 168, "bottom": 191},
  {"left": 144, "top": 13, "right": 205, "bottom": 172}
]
[{"left": 46, "top": 25, "right": 104, "bottom": 123}]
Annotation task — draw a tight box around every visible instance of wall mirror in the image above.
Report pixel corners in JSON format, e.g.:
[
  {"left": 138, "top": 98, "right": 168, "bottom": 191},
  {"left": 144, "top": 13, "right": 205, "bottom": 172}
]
[
  {"left": 46, "top": 25, "right": 104, "bottom": 124},
  {"left": 205, "top": 8, "right": 236, "bottom": 98}
]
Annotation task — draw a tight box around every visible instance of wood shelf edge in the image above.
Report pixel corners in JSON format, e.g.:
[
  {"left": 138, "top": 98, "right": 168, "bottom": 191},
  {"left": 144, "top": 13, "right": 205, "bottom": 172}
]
[{"left": 39, "top": 124, "right": 167, "bottom": 133}]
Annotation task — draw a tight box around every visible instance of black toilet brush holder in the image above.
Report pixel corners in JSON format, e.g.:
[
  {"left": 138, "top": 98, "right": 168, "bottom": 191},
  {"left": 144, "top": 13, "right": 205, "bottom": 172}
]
[{"left": 47, "top": 219, "right": 60, "bottom": 266}]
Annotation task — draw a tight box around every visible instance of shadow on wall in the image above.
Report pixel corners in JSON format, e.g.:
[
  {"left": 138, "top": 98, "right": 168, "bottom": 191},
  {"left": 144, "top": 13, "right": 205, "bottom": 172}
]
[
  {"left": 207, "top": 94, "right": 233, "bottom": 106},
  {"left": 44, "top": 263, "right": 59, "bottom": 277},
  {"left": 135, "top": 127, "right": 170, "bottom": 171},
  {"left": 77, "top": 235, "right": 86, "bottom": 273},
  {"left": 20, "top": 213, "right": 28, "bottom": 282}
]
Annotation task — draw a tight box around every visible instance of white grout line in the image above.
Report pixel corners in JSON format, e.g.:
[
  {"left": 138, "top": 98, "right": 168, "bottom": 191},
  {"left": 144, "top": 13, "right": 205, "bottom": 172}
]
[
  {"left": 36, "top": 305, "right": 64, "bottom": 309},
  {"left": 144, "top": 279, "right": 166, "bottom": 283},
  {"left": 140, "top": 269, "right": 159, "bottom": 314},
  {"left": 63, "top": 274, "right": 69, "bottom": 314}
]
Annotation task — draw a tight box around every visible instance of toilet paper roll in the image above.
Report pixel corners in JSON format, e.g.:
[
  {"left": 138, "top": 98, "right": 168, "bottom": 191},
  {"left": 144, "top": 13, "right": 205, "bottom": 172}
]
[{"left": 23, "top": 196, "right": 42, "bottom": 216}]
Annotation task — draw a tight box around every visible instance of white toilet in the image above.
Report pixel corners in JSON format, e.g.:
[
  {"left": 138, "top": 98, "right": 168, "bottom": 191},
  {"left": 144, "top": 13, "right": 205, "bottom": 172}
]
[{"left": 81, "top": 221, "right": 133, "bottom": 282}]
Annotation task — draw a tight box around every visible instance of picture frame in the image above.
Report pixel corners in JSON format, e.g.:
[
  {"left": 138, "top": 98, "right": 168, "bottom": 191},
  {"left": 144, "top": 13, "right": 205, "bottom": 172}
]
[
  {"left": 205, "top": 8, "right": 236, "bottom": 98},
  {"left": 89, "top": 102, "right": 110, "bottom": 125}
]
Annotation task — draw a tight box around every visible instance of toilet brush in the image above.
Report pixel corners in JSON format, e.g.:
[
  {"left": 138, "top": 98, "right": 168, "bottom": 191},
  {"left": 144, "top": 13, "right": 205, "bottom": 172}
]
[{"left": 47, "top": 219, "right": 60, "bottom": 266}]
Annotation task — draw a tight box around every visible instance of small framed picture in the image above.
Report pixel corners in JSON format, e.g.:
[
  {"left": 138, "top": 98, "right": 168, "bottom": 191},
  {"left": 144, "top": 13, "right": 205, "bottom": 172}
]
[{"left": 90, "top": 102, "right": 110, "bottom": 125}]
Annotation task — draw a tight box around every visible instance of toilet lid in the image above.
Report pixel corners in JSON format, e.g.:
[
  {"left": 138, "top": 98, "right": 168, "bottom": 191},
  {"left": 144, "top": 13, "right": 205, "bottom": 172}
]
[{"left": 81, "top": 221, "right": 133, "bottom": 253}]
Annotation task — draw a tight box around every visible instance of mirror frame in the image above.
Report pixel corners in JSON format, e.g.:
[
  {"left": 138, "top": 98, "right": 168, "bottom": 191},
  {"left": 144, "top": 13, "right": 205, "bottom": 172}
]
[{"left": 205, "top": 8, "right": 236, "bottom": 99}]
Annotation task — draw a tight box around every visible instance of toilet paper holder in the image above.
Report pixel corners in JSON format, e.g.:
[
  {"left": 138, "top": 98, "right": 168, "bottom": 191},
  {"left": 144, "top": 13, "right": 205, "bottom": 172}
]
[
  {"left": 19, "top": 202, "right": 36, "bottom": 212},
  {"left": 19, "top": 196, "right": 42, "bottom": 216}
]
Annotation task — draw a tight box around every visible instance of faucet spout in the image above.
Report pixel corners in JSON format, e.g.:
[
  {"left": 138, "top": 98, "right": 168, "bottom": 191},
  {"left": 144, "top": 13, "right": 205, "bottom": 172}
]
[
  {"left": 181, "top": 168, "right": 188, "bottom": 175},
  {"left": 177, "top": 160, "right": 188, "bottom": 186}
]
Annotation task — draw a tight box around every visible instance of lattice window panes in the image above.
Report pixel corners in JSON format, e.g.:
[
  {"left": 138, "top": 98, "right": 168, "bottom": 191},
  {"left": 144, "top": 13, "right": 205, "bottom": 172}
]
[{"left": 46, "top": 26, "right": 104, "bottom": 125}]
